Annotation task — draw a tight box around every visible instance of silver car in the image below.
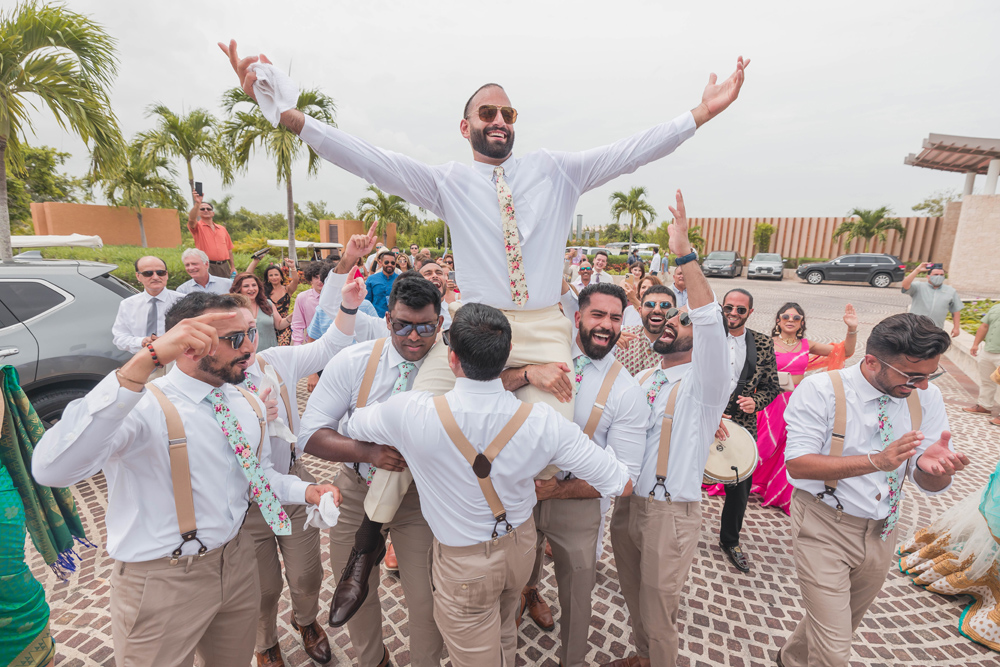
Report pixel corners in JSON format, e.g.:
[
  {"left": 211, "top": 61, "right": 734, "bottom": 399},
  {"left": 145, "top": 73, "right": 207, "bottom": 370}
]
[
  {"left": 0, "top": 253, "right": 135, "bottom": 426},
  {"left": 747, "top": 253, "right": 785, "bottom": 280}
]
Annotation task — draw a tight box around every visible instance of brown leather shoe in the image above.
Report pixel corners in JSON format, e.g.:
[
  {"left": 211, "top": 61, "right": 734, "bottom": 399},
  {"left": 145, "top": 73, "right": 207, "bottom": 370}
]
[
  {"left": 255, "top": 644, "right": 285, "bottom": 667},
  {"left": 600, "top": 656, "right": 646, "bottom": 667},
  {"left": 963, "top": 404, "right": 993, "bottom": 415},
  {"left": 376, "top": 645, "right": 391, "bottom": 667},
  {"left": 384, "top": 542, "right": 398, "bottom": 570},
  {"left": 291, "top": 618, "right": 331, "bottom": 664},
  {"left": 522, "top": 586, "right": 554, "bottom": 631},
  {"left": 329, "top": 534, "right": 387, "bottom": 627}
]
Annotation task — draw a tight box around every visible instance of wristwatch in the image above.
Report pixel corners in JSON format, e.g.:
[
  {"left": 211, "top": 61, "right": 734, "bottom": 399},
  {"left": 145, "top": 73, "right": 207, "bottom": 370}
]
[{"left": 674, "top": 250, "right": 698, "bottom": 266}]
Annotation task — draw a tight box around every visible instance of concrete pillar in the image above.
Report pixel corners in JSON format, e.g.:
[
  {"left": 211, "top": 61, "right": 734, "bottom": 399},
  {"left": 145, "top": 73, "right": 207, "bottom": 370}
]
[
  {"left": 985, "top": 159, "right": 1000, "bottom": 195},
  {"left": 964, "top": 172, "right": 977, "bottom": 196}
]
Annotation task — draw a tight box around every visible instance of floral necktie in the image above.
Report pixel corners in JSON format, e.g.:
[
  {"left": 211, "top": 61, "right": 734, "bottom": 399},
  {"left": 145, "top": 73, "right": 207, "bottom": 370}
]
[
  {"left": 207, "top": 388, "right": 291, "bottom": 535},
  {"left": 646, "top": 369, "right": 668, "bottom": 407},
  {"left": 572, "top": 355, "right": 591, "bottom": 395},
  {"left": 494, "top": 166, "right": 528, "bottom": 306},
  {"left": 365, "top": 361, "right": 417, "bottom": 486},
  {"left": 876, "top": 395, "right": 901, "bottom": 540},
  {"left": 244, "top": 374, "right": 258, "bottom": 393}
]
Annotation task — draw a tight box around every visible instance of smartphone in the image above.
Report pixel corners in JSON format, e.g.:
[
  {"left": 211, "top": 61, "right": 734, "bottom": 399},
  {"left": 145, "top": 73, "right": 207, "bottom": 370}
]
[
  {"left": 448, "top": 271, "right": 456, "bottom": 282},
  {"left": 194, "top": 181, "right": 203, "bottom": 196}
]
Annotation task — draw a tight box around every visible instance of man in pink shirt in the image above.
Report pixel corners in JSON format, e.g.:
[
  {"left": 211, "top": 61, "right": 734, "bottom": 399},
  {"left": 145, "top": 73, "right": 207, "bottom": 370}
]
[{"left": 291, "top": 262, "right": 330, "bottom": 345}]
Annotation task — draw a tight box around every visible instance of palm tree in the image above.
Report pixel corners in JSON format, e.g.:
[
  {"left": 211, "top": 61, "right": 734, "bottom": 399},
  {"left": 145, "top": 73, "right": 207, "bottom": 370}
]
[
  {"left": 140, "top": 104, "right": 233, "bottom": 203},
  {"left": 0, "top": 1, "right": 124, "bottom": 261},
  {"left": 357, "top": 185, "right": 412, "bottom": 243},
  {"left": 687, "top": 225, "right": 706, "bottom": 255},
  {"left": 833, "top": 206, "right": 906, "bottom": 253},
  {"left": 97, "top": 140, "right": 185, "bottom": 247},
  {"left": 222, "top": 87, "right": 336, "bottom": 260},
  {"left": 609, "top": 186, "right": 656, "bottom": 247}
]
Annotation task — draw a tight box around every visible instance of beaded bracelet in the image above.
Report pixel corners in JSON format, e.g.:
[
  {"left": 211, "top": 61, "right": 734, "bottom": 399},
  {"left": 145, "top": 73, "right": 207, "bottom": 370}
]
[{"left": 147, "top": 343, "right": 163, "bottom": 368}]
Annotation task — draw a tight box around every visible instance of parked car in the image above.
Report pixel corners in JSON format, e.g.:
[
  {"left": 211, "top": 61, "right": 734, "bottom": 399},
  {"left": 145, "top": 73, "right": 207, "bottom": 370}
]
[
  {"left": 795, "top": 253, "right": 906, "bottom": 288},
  {"left": 701, "top": 251, "right": 743, "bottom": 278},
  {"left": 0, "top": 252, "right": 135, "bottom": 426},
  {"left": 747, "top": 253, "right": 785, "bottom": 280}
]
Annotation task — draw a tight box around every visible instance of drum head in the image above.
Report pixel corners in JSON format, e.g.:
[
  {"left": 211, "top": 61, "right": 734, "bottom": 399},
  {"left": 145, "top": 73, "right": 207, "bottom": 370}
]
[{"left": 703, "top": 419, "right": 759, "bottom": 485}]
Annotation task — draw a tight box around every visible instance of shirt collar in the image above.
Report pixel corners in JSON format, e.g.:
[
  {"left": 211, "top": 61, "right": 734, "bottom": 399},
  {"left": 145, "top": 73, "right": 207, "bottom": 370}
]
[
  {"left": 472, "top": 154, "right": 517, "bottom": 180},
  {"left": 846, "top": 363, "right": 900, "bottom": 405},
  {"left": 660, "top": 361, "right": 689, "bottom": 385},
  {"left": 164, "top": 366, "right": 221, "bottom": 403},
  {"left": 453, "top": 377, "right": 505, "bottom": 394},
  {"left": 572, "top": 338, "right": 613, "bottom": 372}
]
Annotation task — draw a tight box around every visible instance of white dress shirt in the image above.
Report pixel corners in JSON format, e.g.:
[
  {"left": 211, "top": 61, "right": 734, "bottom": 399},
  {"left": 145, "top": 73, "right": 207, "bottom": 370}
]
[
  {"left": 727, "top": 331, "right": 747, "bottom": 396},
  {"left": 176, "top": 275, "right": 234, "bottom": 295},
  {"left": 674, "top": 288, "right": 689, "bottom": 309},
  {"left": 341, "top": 377, "right": 631, "bottom": 547},
  {"left": 565, "top": 341, "right": 648, "bottom": 486},
  {"left": 247, "top": 319, "right": 355, "bottom": 474},
  {"left": 622, "top": 305, "right": 642, "bottom": 329},
  {"left": 297, "top": 337, "right": 427, "bottom": 480},
  {"left": 636, "top": 301, "right": 730, "bottom": 502},
  {"left": 649, "top": 253, "right": 662, "bottom": 274},
  {"left": 785, "top": 363, "right": 952, "bottom": 520},
  {"left": 31, "top": 368, "right": 310, "bottom": 562},
  {"left": 318, "top": 271, "right": 451, "bottom": 339},
  {"left": 111, "top": 289, "right": 183, "bottom": 353},
  {"left": 591, "top": 271, "right": 617, "bottom": 285},
  {"left": 300, "top": 112, "right": 697, "bottom": 311}
]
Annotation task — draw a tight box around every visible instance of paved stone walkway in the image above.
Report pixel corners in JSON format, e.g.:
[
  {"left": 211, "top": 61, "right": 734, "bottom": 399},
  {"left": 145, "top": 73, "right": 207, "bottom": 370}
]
[{"left": 28, "top": 276, "right": 1000, "bottom": 666}]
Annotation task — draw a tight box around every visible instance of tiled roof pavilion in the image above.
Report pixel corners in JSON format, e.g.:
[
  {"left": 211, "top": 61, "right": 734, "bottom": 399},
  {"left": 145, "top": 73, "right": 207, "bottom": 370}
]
[{"left": 906, "top": 133, "right": 1000, "bottom": 195}]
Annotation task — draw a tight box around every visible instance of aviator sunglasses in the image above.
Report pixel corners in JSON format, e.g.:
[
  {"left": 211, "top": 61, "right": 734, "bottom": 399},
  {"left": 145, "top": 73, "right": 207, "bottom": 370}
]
[
  {"left": 723, "top": 305, "right": 748, "bottom": 315},
  {"left": 139, "top": 270, "right": 168, "bottom": 277},
  {"left": 476, "top": 105, "right": 518, "bottom": 124},
  {"left": 390, "top": 318, "right": 437, "bottom": 338},
  {"left": 219, "top": 328, "right": 258, "bottom": 349}
]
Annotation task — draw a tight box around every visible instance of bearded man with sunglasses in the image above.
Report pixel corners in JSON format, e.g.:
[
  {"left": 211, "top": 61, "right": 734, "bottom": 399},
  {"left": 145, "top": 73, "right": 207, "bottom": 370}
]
[
  {"left": 112, "top": 255, "right": 183, "bottom": 354},
  {"left": 616, "top": 285, "right": 677, "bottom": 377},
  {"left": 778, "top": 313, "right": 969, "bottom": 667},
  {"left": 299, "top": 274, "right": 446, "bottom": 667}
]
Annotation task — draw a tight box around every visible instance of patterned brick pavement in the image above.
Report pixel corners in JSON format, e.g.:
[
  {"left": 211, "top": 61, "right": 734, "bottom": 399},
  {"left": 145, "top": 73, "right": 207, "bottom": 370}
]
[{"left": 27, "top": 276, "right": 1000, "bottom": 666}]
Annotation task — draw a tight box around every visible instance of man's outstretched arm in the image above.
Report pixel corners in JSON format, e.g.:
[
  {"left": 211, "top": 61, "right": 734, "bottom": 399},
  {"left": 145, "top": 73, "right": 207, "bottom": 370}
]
[{"left": 689, "top": 56, "right": 750, "bottom": 128}]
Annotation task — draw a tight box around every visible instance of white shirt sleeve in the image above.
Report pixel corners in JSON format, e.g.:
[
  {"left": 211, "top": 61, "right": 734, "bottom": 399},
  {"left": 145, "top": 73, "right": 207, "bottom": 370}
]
[
  {"left": 783, "top": 373, "right": 833, "bottom": 462},
  {"left": 545, "top": 405, "right": 631, "bottom": 497},
  {"left": 111, "top": 299, "right": 143, "bottom": 354},
  {"left": 607, "top": 382, "right": 649, "bottom": 484},
  {"left": 688, "top": 301, "right": 732, "bottom": 413},
  {"left": 317, "top": 270, "right": 386, "bottom": 342},
  {"left": 259, "top": 317, "right": 357, "bottom": 383},
  {"left": 297, "top": 349, "right": 358, "bottom": 452}
]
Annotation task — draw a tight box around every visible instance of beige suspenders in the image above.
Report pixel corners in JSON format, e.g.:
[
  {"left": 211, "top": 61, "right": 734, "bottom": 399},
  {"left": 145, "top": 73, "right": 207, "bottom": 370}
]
[
  {"left": 582, "top": 360, "right": 624, "bottom": 439},
  {"left": 649, "top": 380, "right": 682, "bottom": 503},
  {"left": 351, "top": 338, "right": 388, "bottom": 479},
  {"left": 256, "top": 355, "right": 296, "bottom": 469},
  {"left": 433, "top": 395, "right": 534, "bottom": 541},
  {"left": 817, "top": 370, "right": 923, "bottom": 512},
  {"left": 147, "top": 383, "right": 265, "bottom": 564}
]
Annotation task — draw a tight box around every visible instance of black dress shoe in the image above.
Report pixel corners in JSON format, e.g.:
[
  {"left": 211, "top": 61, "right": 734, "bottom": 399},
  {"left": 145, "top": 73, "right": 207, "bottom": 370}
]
[
  {"left": 329, "top": 534, "right": 387, "bottom": 627},
  {"left": 720, "top": 542, "right": 750, "bottom": 573}
]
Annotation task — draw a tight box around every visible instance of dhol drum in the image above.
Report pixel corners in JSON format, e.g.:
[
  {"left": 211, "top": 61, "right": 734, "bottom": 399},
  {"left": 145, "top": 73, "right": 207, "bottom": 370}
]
[{"left": 703, "top": 419, "right": 759, "bottom": 485}]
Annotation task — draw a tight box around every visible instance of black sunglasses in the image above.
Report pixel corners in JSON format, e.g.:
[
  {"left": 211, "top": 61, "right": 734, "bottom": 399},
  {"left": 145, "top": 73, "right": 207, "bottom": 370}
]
[
  {"left": 219, "top": 328, "right": 257, "bottom": 349},
  {"left": 723, "top": 305, "right": 748, "bottom": 315},
  {"left": 664, "top": 308, "right": 691, "bottom": 326},
  {"left": 390, "top": 318, "right": 437, "bottom": 338},
  {"left": 643, "top": 300, "right": 674, "bottom": 310},
  {"left": 139, "top": 270, "right": 168, "bottom": 277}
]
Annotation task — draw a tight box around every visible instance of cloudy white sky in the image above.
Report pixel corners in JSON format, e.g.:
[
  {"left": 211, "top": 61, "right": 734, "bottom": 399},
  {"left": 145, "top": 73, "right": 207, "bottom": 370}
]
[{"left": 25, "top": 0, "right": 1000, "bottom": 228}]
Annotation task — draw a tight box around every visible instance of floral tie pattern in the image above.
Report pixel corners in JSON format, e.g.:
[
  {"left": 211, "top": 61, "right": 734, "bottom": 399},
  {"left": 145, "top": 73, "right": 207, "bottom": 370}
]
[
  {"left": 244, "top": 374, "right": 258, "bottom": 393},
  {"left": 494, "top": 166, "right": 529, "bottom": 307},
  {"left": 573, "top": 355, "right": 592, "bottom": 395},
  {"left": 207, "top": 388, "right": 290, "bottom": 535},
  {"left": 876, "top": 395, "right": 902, "bottom": 540},
  {"left": 646, "top": 369, "right": 667, "bottom": 407},
  {"left": 366, "top": 361, "right": 417, "bottom": 486}
]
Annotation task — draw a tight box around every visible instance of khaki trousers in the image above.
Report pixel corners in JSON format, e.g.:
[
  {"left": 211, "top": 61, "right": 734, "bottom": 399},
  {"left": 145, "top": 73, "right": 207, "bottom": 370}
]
[
  {"left": 208, "top": 260, "right": 232, "bottom": 278},
  {"left": 525, "top": 497, "right": 603, "bottom": 667},
  {"left": 245, "top": 461, "right": 323, "bottom": 652},
  {"left": 109, "top": 528, "right": 259, "bottom": 667},
  {"left": 365, "top": 304, "right": 575, "bottom": 522},
  {"left": 330, "top": 463, "right": 444, "bottom": 667},
  {"left": 780, "top": 489, "right": 898, "bottom": 667},
  {"left": 431, "top": 517, "right": 538, "bottom": 667},
  {"left": 610, "top": 495, "right": 702, "bottom": 667},
  {"left": 975, "top": 349, "right": 1000, "bottom": 410}
]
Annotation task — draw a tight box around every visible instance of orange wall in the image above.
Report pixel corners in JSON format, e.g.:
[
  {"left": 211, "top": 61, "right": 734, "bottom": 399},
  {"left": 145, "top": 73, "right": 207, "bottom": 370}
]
[
  {"left": 694, "top": 216, "right": 946, "bottom": 264},
  {"left": 320, "top": 220, "right": 397, "bottom": 250},
  {"left": 31, "top": 202, "right": 182, "bottom": 248}
]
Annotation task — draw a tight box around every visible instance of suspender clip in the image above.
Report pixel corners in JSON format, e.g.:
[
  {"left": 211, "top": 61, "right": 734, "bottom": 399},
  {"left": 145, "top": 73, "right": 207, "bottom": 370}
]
[
  {"left": 170, "top": 530, "right": 208, "bottom": 565},
  {"left": 491, "top": 512, "right": 512, "bottom": 542},
  {"left": 649, "top": 476, "right": 670, "bottom": 504},
  {"left": 815, "top": 486, "right": 844, "bottom": 521}
]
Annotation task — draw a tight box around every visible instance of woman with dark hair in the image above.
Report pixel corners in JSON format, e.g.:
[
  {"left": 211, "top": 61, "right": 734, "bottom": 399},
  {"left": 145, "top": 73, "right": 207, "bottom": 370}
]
[
  {"left": 231, "top": 273, "right": 289, "bottom": 352},
  {"left": 752, "top": 301, "right": 858, "bottom": 513},
  {"left": 625, "top": 260, "right": 646, "bottom": 289},
  {"left": 262, "top": 259, "right": 300, "bottom": 346}
]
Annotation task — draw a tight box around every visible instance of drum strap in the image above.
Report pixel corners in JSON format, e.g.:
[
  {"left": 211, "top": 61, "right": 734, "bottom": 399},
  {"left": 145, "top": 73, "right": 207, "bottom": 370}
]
[
  {"left": 256, "top": 355, "right": 296, "bottom": 469},
  {"left": 433, "top": 396, "right": 533, "bottom": 540},
  {"left": 649, "top": 380, "right": 682, "bottom": 503},
  {"left": 818, "top": 370, "right": 923, "bottom": 510},
  {"left": 583, "top": 360, "right": 624, "bottom": 438}
]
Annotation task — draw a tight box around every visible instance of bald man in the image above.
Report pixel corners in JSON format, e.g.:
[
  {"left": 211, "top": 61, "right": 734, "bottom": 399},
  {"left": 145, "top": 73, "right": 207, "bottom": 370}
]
[{"left": 112, "top": 256, "right": 183, "bottom": 354}]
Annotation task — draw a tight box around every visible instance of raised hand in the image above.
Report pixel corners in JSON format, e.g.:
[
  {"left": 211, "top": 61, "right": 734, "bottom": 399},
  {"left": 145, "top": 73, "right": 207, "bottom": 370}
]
[
  {"left": 693, "top": 56, "right": 750, "bottom": 126},
  {"left": 666, "top": 189, "right": 693, "bottom": 258},
  {"left": 871, "top": 430, "right": 922, "bottom": 471},
  {"left": 151, "top": 311, "right": 238, "bottom": 364},
  {"left": 260, "top": 386, "right": 279, "bottom": 423},
  {"left": 616, "top": 331, "right": 637, "bottom": 351},
  {"left": 342, "top": 220, "right": 379, "bottom": 265},
  {"left": 342, "top": 276, "right": 368, "bottom": 310},
  {"left": 218, "top": 39, "right": 274, "bottom": 102},
  {"left": 917, "top": 431, "right": 970, "bottom": 476},
  {"left": 843, "top": 304, "right": 858, "bottom": 330}
]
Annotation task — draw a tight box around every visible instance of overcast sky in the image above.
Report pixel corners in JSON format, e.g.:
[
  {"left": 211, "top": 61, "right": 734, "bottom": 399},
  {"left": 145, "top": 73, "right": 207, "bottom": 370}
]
[{"left": 25, "top": 0, "right": 1000, "bottom": 229}]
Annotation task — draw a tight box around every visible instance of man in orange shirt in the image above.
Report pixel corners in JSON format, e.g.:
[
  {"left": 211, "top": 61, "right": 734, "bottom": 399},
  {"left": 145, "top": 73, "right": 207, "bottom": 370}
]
[{"left": 189, "top": 190, "right": 236, "bottom": 278}]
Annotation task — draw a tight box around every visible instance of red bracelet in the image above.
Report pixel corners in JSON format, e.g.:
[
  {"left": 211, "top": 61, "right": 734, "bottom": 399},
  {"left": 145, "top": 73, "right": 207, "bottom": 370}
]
[{"left": 147, "top": 343, "right": 163, "bottom": 368}]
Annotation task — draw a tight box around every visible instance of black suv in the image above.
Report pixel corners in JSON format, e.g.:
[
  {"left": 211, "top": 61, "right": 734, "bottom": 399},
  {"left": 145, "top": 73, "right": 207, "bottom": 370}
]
[
  {"left": 701, "top": 251, "right": 743, "bottom": 278},
  {"left": 796, "top": 253, "right": 906, "bottom": 288}
]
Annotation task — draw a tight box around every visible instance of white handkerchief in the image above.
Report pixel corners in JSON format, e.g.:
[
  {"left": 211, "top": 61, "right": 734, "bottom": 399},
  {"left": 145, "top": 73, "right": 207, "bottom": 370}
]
[
  {"left": 259, "top": 364, "right": 296, "bottom": 444},
  {"left": 249, "top": 62, "right": 300, "bottom": 127},
  {"left": 305, "top": 492, "right": 341, "bottom": 530}
]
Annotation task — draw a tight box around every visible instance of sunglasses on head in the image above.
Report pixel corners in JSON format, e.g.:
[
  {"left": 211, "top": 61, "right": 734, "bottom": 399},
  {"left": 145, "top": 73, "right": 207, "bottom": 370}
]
[
  {"left": 723, "top": 305, "right": 748, "bottom": 315},
  {"left": 390, "top": 318, "right": 437, "bottom": 338},
  {"left": 643, "top": 300, "right": 673, "bottom": 310},
  {"left": 664, "top": 308, "right": 691, "bottom": 327},
  {"left": 219, "top": 328, "right": 257, "bottom": 349},
  {"left": 139, "top": 270, "right": 168, "bottom": 277},
  {"left": 780, "top": 313, "right": 803, "bottom": 322},
  {"left": 476, "top": 105, "right": 517, "bottom": 124}
]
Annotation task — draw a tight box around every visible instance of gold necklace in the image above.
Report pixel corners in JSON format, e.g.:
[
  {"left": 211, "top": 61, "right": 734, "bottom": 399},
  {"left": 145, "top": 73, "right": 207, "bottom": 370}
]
[{"left": 778, "top": 336, "right": 799, "bottom": 348}]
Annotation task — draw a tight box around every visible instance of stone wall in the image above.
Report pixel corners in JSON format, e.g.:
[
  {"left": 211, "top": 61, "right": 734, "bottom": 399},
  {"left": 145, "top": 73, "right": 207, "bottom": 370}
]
[{"left": 947, "top": 194, "right": 1000, "bottom": 297}]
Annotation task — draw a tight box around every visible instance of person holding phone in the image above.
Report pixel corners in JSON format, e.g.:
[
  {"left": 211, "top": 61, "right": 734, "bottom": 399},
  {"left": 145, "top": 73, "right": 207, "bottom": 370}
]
[
  {"left": 901, "top": 262, "right": 962, "bottom": 337},
  {"left": 188, "top": 187, "right": 236, "bottom": 278}
]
